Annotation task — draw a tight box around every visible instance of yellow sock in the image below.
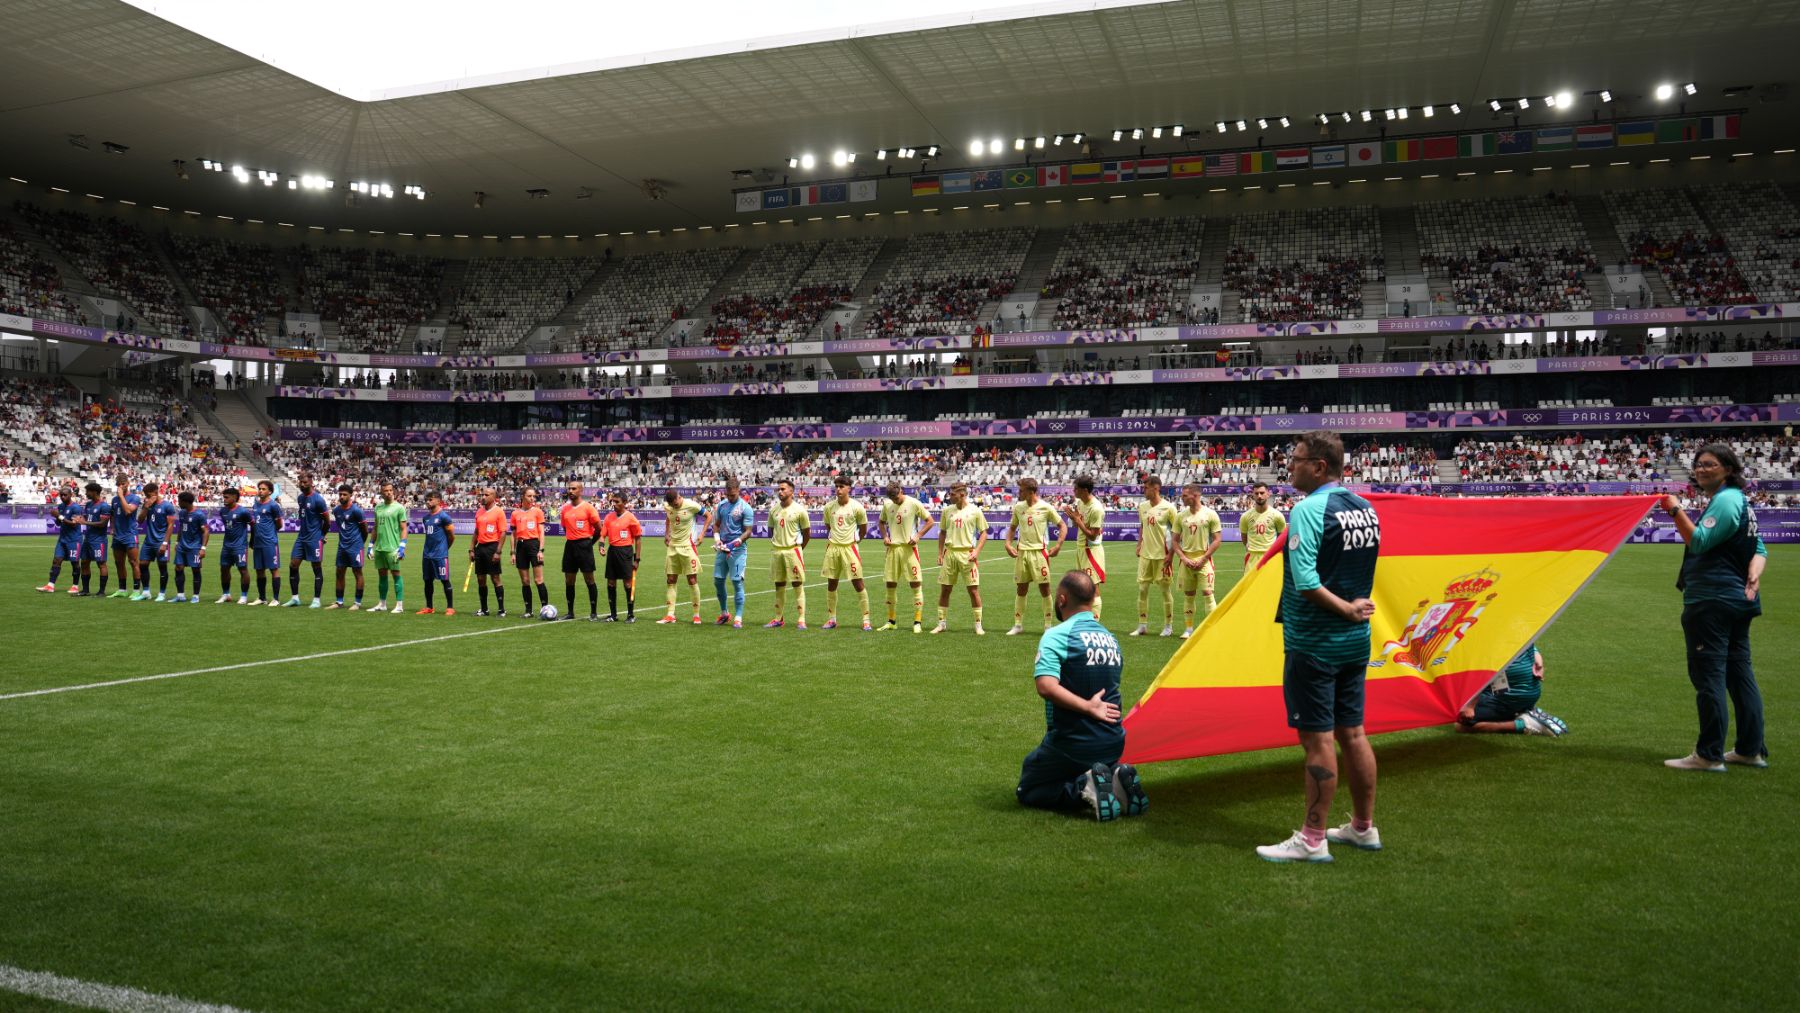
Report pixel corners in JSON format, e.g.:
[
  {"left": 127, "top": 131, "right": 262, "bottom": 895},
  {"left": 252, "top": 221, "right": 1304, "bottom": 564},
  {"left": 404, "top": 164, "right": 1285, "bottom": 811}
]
[
  {"left": 690, "top": 582, "right": 702, "bottom": 616},
  {"left": 1184, "top": 595, "right": 1196, "bottom": 630},
  {"left": 937, "top": 604, "right": 947, "bottom": 623},
  {"left": 665, "top": 583, "right": 676, "bottom": 614},
  {"left": 887, "top": 595, "right": 896, "bottom": 621},
  {"left": 1014, "top": 593, "right": 1026, "bottom": 624},
  {"left": 1137, "top": 585, "right": 1150, "bottom": 623},
  {"left": 1204, "top": 593, "right": 1218, "bottom": 614},
  {"left": 1042, "top": 592, "right": 1054, "bottom": 627},
  {"left": 795, "top": 588, "right": 806, "bottom": 623},
  {"left": 857, "top": 587, "right": 870, "bottom": 621},
  {"left": 1092, "top": 591, "right": 1102, "bottom": 620},
  {"left": 827, "top": 588, "right": 838, "bottom": 619},
  {"left": 973, "top": 606, "right": 983, "bottom": 626},
  {"left": 1161, "top": 586, "right": 1174, "bottom": 626},
  {"left": 912, "top": 587, "right": 923, "bottom": 623},
  {"left": 773, "top": 584, "right": 785, "bottom": 621}
]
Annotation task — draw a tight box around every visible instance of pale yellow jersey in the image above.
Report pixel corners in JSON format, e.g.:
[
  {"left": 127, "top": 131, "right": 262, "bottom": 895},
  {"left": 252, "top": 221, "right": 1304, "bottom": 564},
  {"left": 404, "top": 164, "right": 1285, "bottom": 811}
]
[
  {"left": 940, "top": 503, "right": 986, "bottom": 551},
  {"left": 769, "top": 501, "right": 811, "bottom": 549},
  {"left": 880, "top": 495, "right": 932, "bottom": 545},
  {"left": 1177, "top": 506, "right": 1223, "bottom": 556},
  {"left": 1238, "top": 506, "right": 1287, "bottom": 556},
  {"left": 1073, "top": 497, "right": 1105, "bottom": 545},
  {"left": 824, "top": 498, "right": 868, "bottom": 545},
  {"left": 1137, "top": 498, "right": 1179, "bottom": 560},
  {"left": 1009, "top": 499, "right": 1060, "bottom": 551},
  {"left": 665, "top": 497, "right": 703, "bottom": 548}
]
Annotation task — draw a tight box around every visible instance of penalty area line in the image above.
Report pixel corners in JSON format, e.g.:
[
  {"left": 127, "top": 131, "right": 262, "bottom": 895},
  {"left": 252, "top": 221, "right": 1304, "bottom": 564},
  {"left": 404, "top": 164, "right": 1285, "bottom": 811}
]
[
  {"left": 0, "top": 621, "right": 556, "bottom": 703},
  {"left": 0, "top": 962, "right": 253, "bottom": 1013}
]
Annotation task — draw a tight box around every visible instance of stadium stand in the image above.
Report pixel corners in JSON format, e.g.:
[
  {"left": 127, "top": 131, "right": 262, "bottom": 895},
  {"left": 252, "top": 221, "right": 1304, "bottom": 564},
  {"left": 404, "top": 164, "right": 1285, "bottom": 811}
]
[
  {"left": 447, "top": 256, "right": 602, "bottom": 352},
  {"left": 1222, "top": 206, "right": 1383, "bottom": 322},
  {"left": 293, "top": 246, "right": 445, "bottom": 352},
  {"left": 1606, "top": 188, "right": 1757, "bottom": 305},
  {"left": 18, "top": 204, "right": 193, "bottom": 337},
  {"left": 0, "top": 221, "right": 83, "bottom": 324},
  {"left": 1416, "top": 194, "right": 1598, "bottom": 313},
  {"left": 1693, "top": 181, "right": 1800, "bottom": 302},
  {"left": 863, "top": 228, "right": 1031, "bottom": 337},
  {"left": 167, "top": 235, "right": 290, "bottom": 344},
  {"left": 569, "top": 247, "right": 740, "bottom": 351},
  {"left": 1040, "top": 217, "right": 1205, "bottom": 329}
]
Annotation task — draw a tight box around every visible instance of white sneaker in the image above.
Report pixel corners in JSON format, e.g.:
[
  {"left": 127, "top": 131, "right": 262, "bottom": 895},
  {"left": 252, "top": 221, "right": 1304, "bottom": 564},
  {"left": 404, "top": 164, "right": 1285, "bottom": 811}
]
[
  {"left": 154, "top": 593, "right": 167, "bottom": 602},
  {"left": 1663, "top": 753, "right": 1726, "bottom": 772},
  {"left": 1325, "top": 822, "right": 1382, "bottom": 851},
  {"left": 973, "top": 624, "right": 985, "bottom": 636},
  {"left": 347, "top": 603, "right": 362, "bottom": 612},
  {"left": 1128, "top": 623, "right": 1148, "bottom": 637},
  {"left": 929, "top": 621, "right": 948, "bottom": 634},
  {"left": 1181, "top": 627, "right": 1194, "bottom": 640},
  {"left": 1005, "top": 624, "right": 1025, "bottom": 636},
  {"left": 369, "top": 603, "right": 387, "bottom": 613},
  {"left": 215, "top": 593, "right": 231, "bottom": 604},
  {"left": 1256, "top": 830, "right": 1332, "bottom": 863},
  {"left": 266, "top": 599, "right": 281, "bottom": 607},
  {"left": 1724, "top": 750, "right": 1769, "bottom": 768},
  {"left": 169, "top": 594, "right": 184, "bottom": 603},
  {"left": 1159, "top": 624, "right": 1174, "bottom": 638},
  {"left": 246, "top": 598, "right": 263, "bottom": 607},
  {"left": 391, "top": 601, "right": 404, "bottom": 614},
  {"left": 309, "top": 598, "right": 322, "bottom": 609},
  {"left": 1520, "top": 712, "right": 1563, "bottom": 737},
  {"left": 283, "top": 596, "right": 301, "bottom": 607},
  {"left": 236, "top": 596, "right": 248, "bottom": 605}
]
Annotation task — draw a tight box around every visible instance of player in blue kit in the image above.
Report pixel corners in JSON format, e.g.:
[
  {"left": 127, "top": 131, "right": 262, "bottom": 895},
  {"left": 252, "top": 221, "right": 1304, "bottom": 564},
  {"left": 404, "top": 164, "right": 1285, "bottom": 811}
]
[
  {"left": 38, "top": 485, "right": 83, "bottom": 594},
  {"left": 284, "top": 474, "right": 331, "bottom": 608},
  {"left": 168, "top": 491, "right": 209, "bottom": 603},
  {"left": 250, "top": 480, "right": 284, "bottom": 606},
  {"left": 327, "top": 484, "right": 371, "bottom": 610},
  {"left": 78, "top": 481, "right": 114, "bottom": 597},
  {"left": 138, "top": 482, "right": 178, "bottom": 601},
  {"left": 417, "top": 490, "right": 457, "bottom": 615},
  {"left": 215, "top": 486, "right": 255, "bottom": 604},
  {"left": 108, "top": 474, "right": 143, "bottom": 598}
]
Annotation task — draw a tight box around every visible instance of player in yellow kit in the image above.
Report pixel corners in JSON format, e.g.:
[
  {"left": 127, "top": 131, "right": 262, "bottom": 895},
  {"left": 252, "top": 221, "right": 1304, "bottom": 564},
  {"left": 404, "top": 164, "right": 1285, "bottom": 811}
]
[
  {"left": 658, "top": 488, "right": 707, "bottom": 624},
  {"left": 877, "top": 482, "right": 935, "bottom": 633},
  {"left": 931, "top": 481, "right": 988, "bottom": 635},
  {"left": 765, "top": 479, "right": 811, "bottom": 630},
  {"left": 1238, "top": 481, "right": 1287, "bottom": 566},
  {"left": 1133, "top": 475, "right": 1179, "bottom": 637},
  {"left": 1004, "top": 476, "right": 1067, "bottom": 635},
  {"left": 821, "top": 476, "right": 872, "bottom": 630},
  {"left": 1174, "top": 481, "right": 1224, "bottom": 638},
  {"left": 1061, "top": 475, "right": 1108, "bottom": 620}
]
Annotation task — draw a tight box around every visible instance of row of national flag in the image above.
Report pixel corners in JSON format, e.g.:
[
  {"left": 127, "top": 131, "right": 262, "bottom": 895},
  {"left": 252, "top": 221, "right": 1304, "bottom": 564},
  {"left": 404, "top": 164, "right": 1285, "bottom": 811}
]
[{"left": 904, "top": 115, "right": 1742, "bottom": 195}]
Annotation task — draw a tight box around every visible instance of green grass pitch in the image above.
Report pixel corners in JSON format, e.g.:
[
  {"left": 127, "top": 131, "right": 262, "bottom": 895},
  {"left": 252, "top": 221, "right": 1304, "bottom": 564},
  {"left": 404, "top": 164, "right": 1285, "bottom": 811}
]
[{"left": 1, "top": 536, "right": 1793, "bottom": 1010}]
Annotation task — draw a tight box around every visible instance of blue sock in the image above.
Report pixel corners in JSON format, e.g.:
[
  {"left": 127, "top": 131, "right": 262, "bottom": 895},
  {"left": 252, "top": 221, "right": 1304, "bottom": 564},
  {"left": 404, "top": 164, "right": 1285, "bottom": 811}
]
[
  {"left": 733, "top": 579, "right": 745, "bottom": 617},
  {"left": 714, "top": 575, "right": 727, "bottom": 613}
]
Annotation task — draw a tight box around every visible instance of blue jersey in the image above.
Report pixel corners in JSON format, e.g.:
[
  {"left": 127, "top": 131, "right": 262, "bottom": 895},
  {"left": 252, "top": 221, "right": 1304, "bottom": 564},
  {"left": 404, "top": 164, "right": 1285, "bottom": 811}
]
[
  {"left": 82, "top": 499, "right": 114, "bottom": 544},
  {"left": 221, "top": 504, "right": 255, "bottom": 550},
  {"left": 295, "top": 491, "right": 330, "bottom": 542},
  {"left": 713, "top": 497, "right": 755, "bottom": 546},
  {"left": 333, "top": 503, "right": 368, "bottom": 555},
  {"left": 144, "top": 500, "right": 177, "bottom": 545},
  {"left": 422, "top": 510, "right": 454, "bottom": 559},
  {"left": 1277, "top": 482, "right": 1381, "bottom": 666},
  {"left": 1033, "top": 611, "right": 1125, "bottom": 760},
  {"left": 55, "top": 500, "right": 83, "bottom": 544},
  {"left": 177, "top": 508, "right": 208, "bottom": 551},
  {"left": 110, "top": 492, "right": 142, "bottom": 542},
  {"left": 251, "top": 499, "right": 283, "bottom": 547}
]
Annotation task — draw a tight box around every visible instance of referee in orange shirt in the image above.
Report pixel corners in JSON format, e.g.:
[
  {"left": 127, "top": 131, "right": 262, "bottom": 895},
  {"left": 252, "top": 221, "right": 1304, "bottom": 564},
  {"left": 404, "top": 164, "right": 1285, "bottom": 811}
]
[
  {"left": 601, "top": 491, "right": 644, "bottom": 622},
  {"left": 469, "top": 487, "right": 508, "bottom": 616},
  {"left": 559, "top": 481, "right": 603, "bottom": 621},
  {"left": 510, "top": 488, "right": 547, "bottom": 618}
]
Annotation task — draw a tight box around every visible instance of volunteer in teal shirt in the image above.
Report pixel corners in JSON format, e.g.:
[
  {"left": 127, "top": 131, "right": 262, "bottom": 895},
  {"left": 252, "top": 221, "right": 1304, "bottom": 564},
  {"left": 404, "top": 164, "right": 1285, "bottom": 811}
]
[{"left": 1659, "top": 444, "right": 1769, "bottom": 772}]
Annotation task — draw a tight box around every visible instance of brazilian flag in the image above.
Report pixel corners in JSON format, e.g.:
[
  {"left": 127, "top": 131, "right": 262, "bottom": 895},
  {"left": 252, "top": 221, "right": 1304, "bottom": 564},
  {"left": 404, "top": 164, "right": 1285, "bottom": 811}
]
[{"left": 1004, "top": 167, "right": 1036, "bottom": 190}]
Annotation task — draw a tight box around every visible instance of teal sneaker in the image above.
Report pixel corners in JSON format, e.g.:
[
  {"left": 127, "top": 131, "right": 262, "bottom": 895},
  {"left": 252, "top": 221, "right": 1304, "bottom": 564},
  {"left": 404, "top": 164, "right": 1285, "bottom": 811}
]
[
  {"left": 1111, "top": 762, "right": 1149, "bottom": 816},
  {"left": 1076, "top": 763, "right": 1121, "bottom": 822}
]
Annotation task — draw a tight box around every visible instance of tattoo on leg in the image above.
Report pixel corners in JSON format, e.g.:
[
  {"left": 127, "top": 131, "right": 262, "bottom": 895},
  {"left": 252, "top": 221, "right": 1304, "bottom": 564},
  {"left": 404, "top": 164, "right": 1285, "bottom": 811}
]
[{"left": 1304, "top": 764, "right": 1336, "bottom": 829}]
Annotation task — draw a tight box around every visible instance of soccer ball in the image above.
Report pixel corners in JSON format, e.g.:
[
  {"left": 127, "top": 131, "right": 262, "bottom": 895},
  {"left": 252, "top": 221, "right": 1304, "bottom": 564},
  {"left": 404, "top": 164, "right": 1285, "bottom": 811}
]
[{"left": 539, "top": 604, "right": 559, "bottom": 620}]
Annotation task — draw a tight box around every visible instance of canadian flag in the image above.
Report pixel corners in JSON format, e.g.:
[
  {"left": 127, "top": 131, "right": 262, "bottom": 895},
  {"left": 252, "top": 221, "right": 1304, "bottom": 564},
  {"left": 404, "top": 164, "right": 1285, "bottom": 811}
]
[
  {"left": 1349, "top": 142, "right": 1382, "bottom": 165},
  {"left": 1040, "top": 164, "right": 1065, "bottom": 187}
]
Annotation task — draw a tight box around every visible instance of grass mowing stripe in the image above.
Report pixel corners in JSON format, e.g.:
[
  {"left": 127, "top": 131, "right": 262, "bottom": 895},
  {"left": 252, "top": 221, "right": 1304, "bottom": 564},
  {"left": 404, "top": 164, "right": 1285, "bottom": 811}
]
[
  {"left": 0, "top": 963, "right": 252, "bottom": 1013},
  {"left": 0, "top": 621, "right": 559, "bottom": 702}
]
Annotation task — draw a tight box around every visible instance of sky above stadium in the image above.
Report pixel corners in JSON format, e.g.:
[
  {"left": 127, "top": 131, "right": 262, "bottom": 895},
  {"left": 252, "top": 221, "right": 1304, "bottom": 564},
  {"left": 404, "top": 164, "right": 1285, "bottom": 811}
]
[{"left": 124, "top": 0, "right": 1170, "bottom": 101}]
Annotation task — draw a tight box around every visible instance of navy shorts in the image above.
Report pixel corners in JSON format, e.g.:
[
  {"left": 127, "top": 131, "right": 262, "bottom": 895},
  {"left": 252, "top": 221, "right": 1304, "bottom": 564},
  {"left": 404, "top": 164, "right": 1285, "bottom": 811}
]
[
  {"left": 252, "top": 544, "right": 280, "bottom": 570},
  {"left": 424, "top": 556, "right": 450, "bottom": 582},
  {"left": 54, "top": 539, "right": 81, "bottom": 561},
  {"left": 80, "top": 540, "right": 108, "bottom": 563},
  {"left": 174, "top": 546, "right": 203, "bottom": 568},
  {"left": 221, "top": 547, "right": 249, "bottom": 569},
  {"left": 1017, "top": 739, "right": 1123, "bottom": 811},
  {"left": 291, "top": 536, "right": 325, "bottom": 564},
  {"left": 141, "top": 540, "right": 169, "bottom": 563},
  {"left": 112, "top": 538, "right": 138, "bottom": 557},
  {"left": 1283, "top": 652, "right": 1368, "bottom": 732},
  {"left": 336, "top": 545, "right": 365, "bottom": 570},
  {"left": 1469, "top": 687, "right": 1537, "bottom": 723}
]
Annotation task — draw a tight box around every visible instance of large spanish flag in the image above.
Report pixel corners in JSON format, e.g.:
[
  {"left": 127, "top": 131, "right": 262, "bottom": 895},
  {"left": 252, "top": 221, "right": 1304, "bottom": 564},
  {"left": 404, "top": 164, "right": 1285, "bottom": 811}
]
[{"left": 1121, "top": 494, "right": 1655, "bottom": 763}]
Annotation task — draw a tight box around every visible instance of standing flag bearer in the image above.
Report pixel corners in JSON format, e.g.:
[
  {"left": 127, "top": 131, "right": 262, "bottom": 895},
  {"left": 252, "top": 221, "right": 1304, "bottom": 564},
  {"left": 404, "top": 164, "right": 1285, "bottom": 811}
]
[
  {"left": 216, "top": 486, "right": 255, "bottom": 604},
  {"left": 368, "top": 482, "right": 409, "bottom": 614},
  {"left": 821, "top": 477, "right": 873, "bottom": 630},
  {"left": 327, "top": 484, "right": 369, "bottom": 610},
  {"left": 658, "top": 488, "right": 706, "bottom": 624},
  {"left": 878, "top": 482, "right": 935, "bottom": 632},
  {"left": 169, "top": 491, "right": 208, "bottom": 603},
  {"left": 931, "top": 482, "right": 988, "bottom": 634},
  {"left": 1062, "top": 475, "right": 1108, "bottom": 621},
  {"left": 765, "top": 479, "right": 811, "bottom": 630},
  {"left": 1173, "top": 483, "right": 1224, "bottom": 638},
  {"left": 141, "top": 483, "right": 177, "bottom": 600},
  {"left": 250, "top": 480, "right": 284, "bottom": 606},
  {"left": 418, "top": 490, "right": 457, "bottom": 615},
  {"left": 601, "top": 492, "right": 643, "bottom": 622},
  {"left": 285, "top": 474, "right": 331, "bottom": 608},
  {"left": 1004, "top": 477, "right": 1066, "bottom": 635},
  {"left": 1132, "top": 476, "right": 1179, "bottom": 636},
  {"left": 41, "top": 485, "right": 83, "bottom": 593},
  {"left": 108, "top": 475, "right": 142, "bottom": 598},
  {"left": 510, "top": 488, "right": 548, "bottom": 617},
  {"left": 470, "top": 488, "right": 507, "bottom": 616}
]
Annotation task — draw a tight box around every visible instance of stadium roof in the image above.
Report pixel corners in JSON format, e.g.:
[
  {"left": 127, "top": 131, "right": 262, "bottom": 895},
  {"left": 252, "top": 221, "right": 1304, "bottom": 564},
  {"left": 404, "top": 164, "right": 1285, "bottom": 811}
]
[{"left": 1, "top": 0, "right": 1794, "bottom": 236}]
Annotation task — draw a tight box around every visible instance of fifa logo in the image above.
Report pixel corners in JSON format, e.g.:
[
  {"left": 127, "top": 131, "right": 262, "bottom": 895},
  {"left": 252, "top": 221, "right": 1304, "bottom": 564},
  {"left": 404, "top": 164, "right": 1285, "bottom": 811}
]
[{"left": 1374, "top": 568, "right": 1500, "bottom": 671}]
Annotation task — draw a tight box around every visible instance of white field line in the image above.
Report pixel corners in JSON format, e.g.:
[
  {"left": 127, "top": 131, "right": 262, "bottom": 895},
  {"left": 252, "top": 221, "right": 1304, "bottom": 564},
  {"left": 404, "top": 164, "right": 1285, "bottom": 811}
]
[{"left": 0, "top": 963, "right": 252, "bottom": 1013}]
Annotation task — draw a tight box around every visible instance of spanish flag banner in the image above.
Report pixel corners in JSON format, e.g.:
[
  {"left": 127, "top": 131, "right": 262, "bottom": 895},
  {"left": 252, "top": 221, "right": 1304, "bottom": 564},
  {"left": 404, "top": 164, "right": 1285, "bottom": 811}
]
[{"left": 1121, "top": 494, "right": 1655, "bottom": 764}]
